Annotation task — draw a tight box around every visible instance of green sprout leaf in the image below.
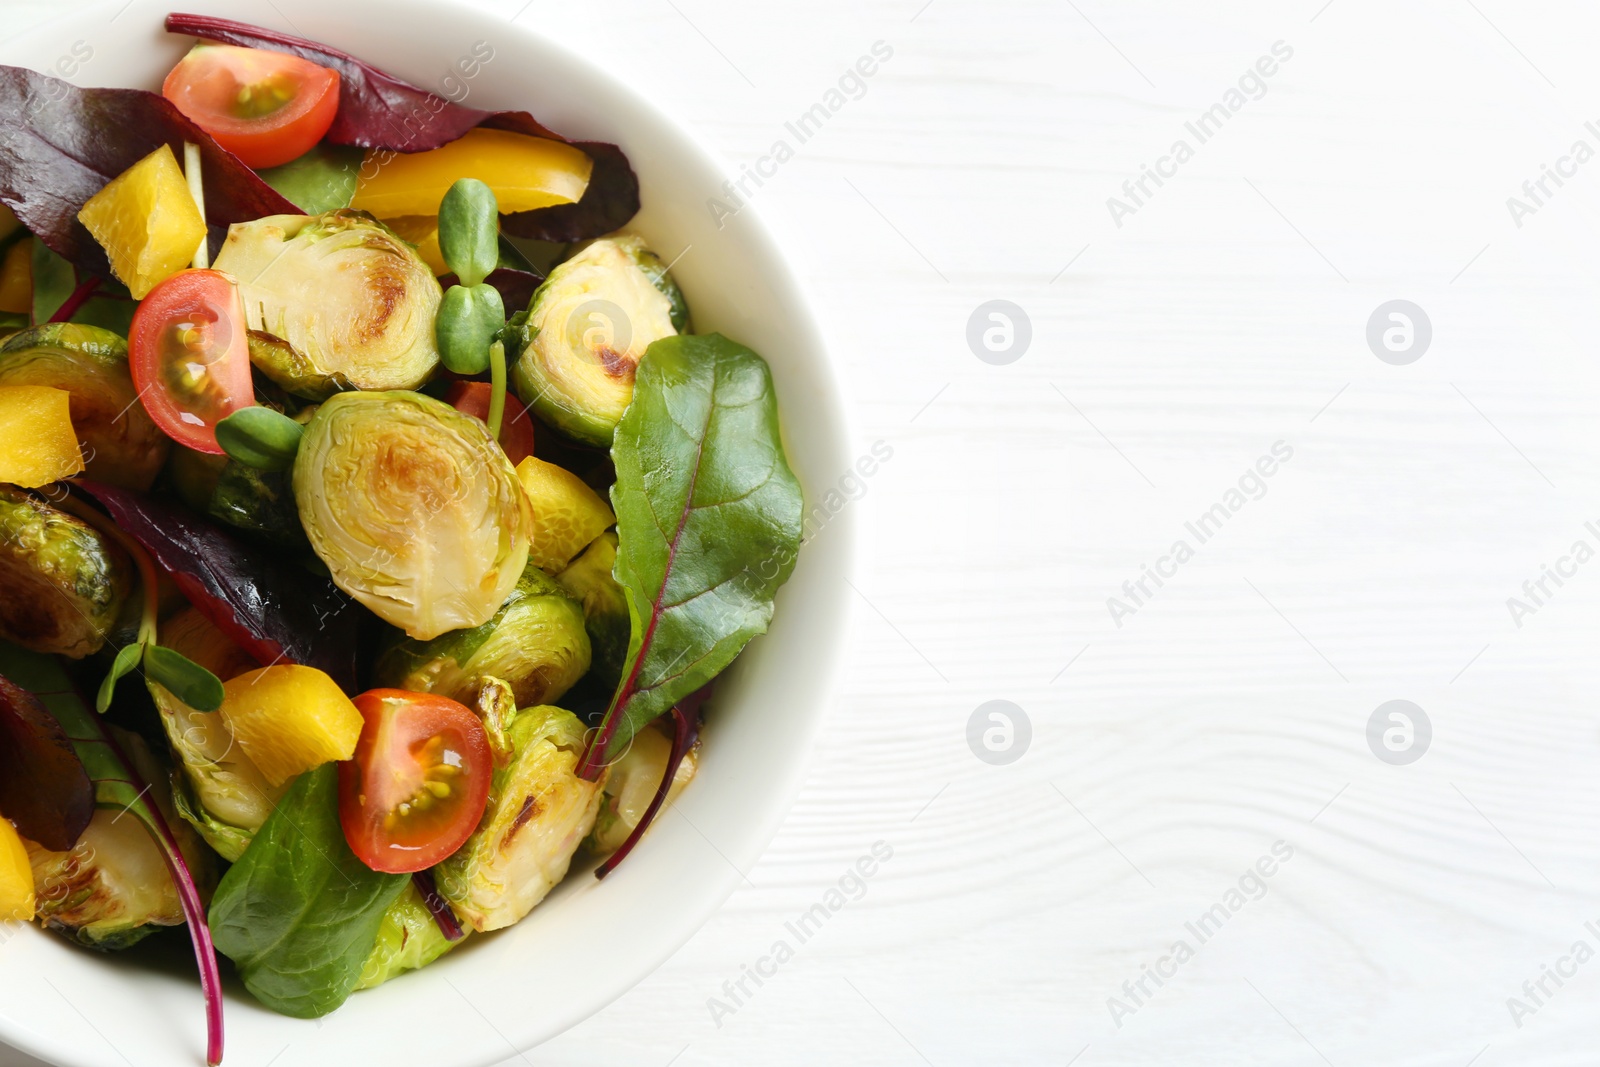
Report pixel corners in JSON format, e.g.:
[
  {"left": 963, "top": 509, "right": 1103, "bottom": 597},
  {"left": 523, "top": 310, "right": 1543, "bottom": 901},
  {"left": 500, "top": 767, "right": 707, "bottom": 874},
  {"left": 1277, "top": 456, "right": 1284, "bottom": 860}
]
[
  {"left": 96, "top": 640, "right": 145, "bottom": 714},
  {"left": 436, "top": 282, "right": 503, "bottom": 375},
  {"left": 215, "top": 406, "right": 305, "bottom": 472},
  {"left": 144, "top": 643, "right": 225, "bottom": 712},
  {"left": 438, "top": 178, "right": 499, "bottom": 288}
]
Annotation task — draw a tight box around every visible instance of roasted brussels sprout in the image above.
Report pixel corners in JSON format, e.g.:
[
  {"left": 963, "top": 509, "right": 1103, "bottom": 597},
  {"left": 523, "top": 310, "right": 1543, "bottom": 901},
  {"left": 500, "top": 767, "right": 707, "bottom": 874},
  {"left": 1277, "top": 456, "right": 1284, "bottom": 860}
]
[
  {"left": 570, "top": 232, "right": 690, "bottom": 333},
  {"left": 511, "top": 235, "right": 680, "bottom": 446},
  {"left": 0, "top": 324, "right": 168, "bottom": 490},
  {"left": 355, "top": 882, "right": 463, "bottom": 991},
  {"left": 169, "top": 772, "right": 255, "bottom": 863},
  {"left": 374, "top": 562, "right": 590, "bottom": 708},
  {"left": 0, "top": 487, "right": 131, "bottom": 658},
  {"left": 208, "top": 460, "right": 305, "bottom": 549},
  {"left": 213, "top": 211, "right": 443, "bottom": 399},
  {"left": 26, "top": 729, "right": 213, "bottom": 950},
  {"left": 434, "top": 705, "right": 604, "bottom": 932},
  {"left": 554, "top": 532, "right": 629, "bottom": 692},
  {"left": 150, "top": 606, "right": 284, "bottom": 861},
  {"left": 587, "top": 719, "right": 699, "bottom": 855},
  {"left": 293, "top": 391, "right": 533, "bottom": 640}
]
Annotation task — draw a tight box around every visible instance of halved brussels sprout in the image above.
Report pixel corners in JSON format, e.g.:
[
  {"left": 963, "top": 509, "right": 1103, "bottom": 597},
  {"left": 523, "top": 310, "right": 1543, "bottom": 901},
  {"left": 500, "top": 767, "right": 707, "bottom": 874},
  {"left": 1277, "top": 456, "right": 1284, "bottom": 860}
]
[
  {"left": 0, "top": 323, "right": 168, "bottom": 490},
  {"left": 586, "top": 718, "right": 699, "bottom": 856},
  {"left": 213, "top": 211, "right": 443, "bottom": 399},
  {"left": 293, "top": 391, "right": 533, "bottom": 640},
  {"left": 554, "top": 532, "right": 629, "bottom": 693},
  {"left": 434, "top": 705, "right": 604, "bottom": 932},
  {"left": 511, "top": 234, "right": 679, "bottom": 446},
  {"left": 169, "top": 772, "right": 255, "bottom": 863},
  {"left": 150, "top": 606, "right": 283, "bottom": 860},
  {"left": 26, "top": 729, "right": 213, "bottom": 950},
  {"left": 569, "top": 232, "right": 690, "bottom": 333},
  {"left": 0, "top": 487, "right": 131, "bottom": 658},
  {"left": 355, "top": 882, "right": 463, "bottom": 991},
  {"left": 373, "top": 562, "right": 590, "bottom": 708}
]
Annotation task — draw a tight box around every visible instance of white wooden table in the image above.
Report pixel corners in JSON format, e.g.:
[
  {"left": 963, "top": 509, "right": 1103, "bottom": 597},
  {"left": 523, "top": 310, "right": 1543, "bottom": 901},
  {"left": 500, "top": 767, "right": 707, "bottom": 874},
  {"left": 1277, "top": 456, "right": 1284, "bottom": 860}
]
[{"left": 10, "top": 1, "right": 1600, "bottom": 1064}]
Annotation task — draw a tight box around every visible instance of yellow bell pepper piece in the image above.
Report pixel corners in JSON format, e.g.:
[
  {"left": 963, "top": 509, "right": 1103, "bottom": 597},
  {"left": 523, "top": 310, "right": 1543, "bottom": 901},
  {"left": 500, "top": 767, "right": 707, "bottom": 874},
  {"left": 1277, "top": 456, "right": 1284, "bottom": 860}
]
[
  {"left": 383, "top": 215, "right": 448, "bottom": 276},
  {"left": 351, "top": 128, "right": 592, "bottom": 219},
  {"left": 220, "top": 665, "right": 364, "bottom": 787},
  {"left": 0, "top": 385, "right": 83, "bottom": 488},
  {"left": 77, "top": 145, "right": 207, "bottom": 299},
  {"left": 0, "top": 240, "right": 30, "bottom": 315},
  {"left": 516, "top": 455, "right": 615, "bottom": 572},
  {"left": 0, "top": 815, "right": 34, "bottom": 921}
]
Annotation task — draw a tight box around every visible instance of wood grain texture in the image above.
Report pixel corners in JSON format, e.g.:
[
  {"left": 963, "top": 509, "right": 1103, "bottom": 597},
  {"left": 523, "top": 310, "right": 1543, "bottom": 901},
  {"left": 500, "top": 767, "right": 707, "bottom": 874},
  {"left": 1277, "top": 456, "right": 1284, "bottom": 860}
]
[{"left": 8, "top": 1, "right": 1600, "bottom": 1064}]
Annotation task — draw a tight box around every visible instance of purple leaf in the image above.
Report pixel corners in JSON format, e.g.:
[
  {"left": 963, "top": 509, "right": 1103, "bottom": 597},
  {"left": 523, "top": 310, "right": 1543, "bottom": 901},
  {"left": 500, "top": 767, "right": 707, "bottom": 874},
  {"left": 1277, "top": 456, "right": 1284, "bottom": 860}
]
[
  {"left": 165, "top": 14, "right": 640, "bottom": 242},
  {"left": 0, "top": 65, "right": 299, "bottom": 276},
  {"left": 0, "top": 673, "right": 93, "bottom": 852},
  {"left": 594, "top": 696, "right": 703, "bottom": 879},
  {"left": 76, "top": 483, "right": 359, "bottom": 692},
  {"left": 410, "top": 870, "right": 464, "bottom": 943}
]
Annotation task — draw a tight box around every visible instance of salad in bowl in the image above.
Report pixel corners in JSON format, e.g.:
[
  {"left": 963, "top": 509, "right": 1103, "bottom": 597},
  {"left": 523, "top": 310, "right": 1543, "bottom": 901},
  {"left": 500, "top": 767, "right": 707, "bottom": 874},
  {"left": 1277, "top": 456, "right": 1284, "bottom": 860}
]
[{"left": 0, "top": 13, "right": 805, "bottom": 1064}]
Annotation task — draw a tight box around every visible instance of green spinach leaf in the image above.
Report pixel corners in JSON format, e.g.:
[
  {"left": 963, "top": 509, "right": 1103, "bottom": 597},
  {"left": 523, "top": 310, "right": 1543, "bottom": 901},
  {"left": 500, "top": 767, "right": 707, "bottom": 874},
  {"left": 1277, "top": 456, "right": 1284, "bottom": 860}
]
[
  {"left": 210, "top": 763, "right": 407, "bottom": 1018},
  {"left": 257, "top": 143, "right": 363, "bottom": 214},
  {"left": 27, "top": 238, "right": 136, "bottom": 334},
  {"left": 578, "top": 333, "right": 803, "bottom": 776},
  {"left": 29, "top": 238, "right": 74, "bottom": 324}
]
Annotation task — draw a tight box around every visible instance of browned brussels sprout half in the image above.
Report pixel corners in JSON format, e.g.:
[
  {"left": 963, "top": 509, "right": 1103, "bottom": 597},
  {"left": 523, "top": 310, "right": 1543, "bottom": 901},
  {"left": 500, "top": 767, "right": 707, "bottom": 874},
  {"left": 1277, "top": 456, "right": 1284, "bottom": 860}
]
[
  {"left": 214, "top": 211, "right": 443, "bottom": 399},
  {"left": 434, "top": 705, "right": 604, "bottom": 932},
  {"left": 511, "top": 234, "right": 681, "bottom": 446},
  {"left": 293, "top": 390, "right": 533, "bottom": 640}
]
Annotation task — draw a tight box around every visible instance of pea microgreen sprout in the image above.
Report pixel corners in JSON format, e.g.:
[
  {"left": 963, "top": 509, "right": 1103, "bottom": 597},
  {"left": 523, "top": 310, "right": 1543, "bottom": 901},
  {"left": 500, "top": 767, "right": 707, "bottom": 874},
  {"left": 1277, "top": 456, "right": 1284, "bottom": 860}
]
[
  {"left": 215, "top": 405, "right": 306, "bottom": 472},
  {"left": 436, "top": 178, "right": 511, "bottom": 433},
  {"left": 57, "top": 494, "right": 225, "bottom": 713},
  {"left": 438, "top": 178, "right": 499, "bottom": 288},
  {"left": 436, "top": 282, "right": 503, "bottom": 375}
]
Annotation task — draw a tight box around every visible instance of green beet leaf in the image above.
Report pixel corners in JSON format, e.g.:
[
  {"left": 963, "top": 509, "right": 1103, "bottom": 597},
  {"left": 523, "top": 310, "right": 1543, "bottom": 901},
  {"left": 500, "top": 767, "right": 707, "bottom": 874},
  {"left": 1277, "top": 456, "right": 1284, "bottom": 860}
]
[
  {"left": 210, "top": 763, "right": 407, "bottom": 1018},
  {"left": 578, "top": 333, "right": 803, "bottom": 776}
]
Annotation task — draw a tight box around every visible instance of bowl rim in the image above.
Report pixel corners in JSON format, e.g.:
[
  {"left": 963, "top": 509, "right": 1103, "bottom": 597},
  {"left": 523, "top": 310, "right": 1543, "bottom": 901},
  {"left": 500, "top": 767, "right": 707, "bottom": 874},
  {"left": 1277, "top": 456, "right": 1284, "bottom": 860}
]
[{"left": 0, "top": 2, "right": 857, "bottom": 1064}]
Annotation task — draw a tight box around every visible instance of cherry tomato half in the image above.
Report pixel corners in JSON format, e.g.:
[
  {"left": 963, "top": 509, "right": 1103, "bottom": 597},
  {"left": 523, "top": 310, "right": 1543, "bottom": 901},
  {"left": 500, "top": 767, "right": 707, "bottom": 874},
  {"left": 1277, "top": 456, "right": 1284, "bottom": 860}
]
[
  {"left": 339, "top": 689, "right": 493, "bottom": 874},
  {"left": 129, "top": 269, "right": 255, "bottom": 454},
  {"left": 163, "top": 45, "right": 341, "bottom": 169},
  {"left": 446, "top": 380, "right": 536, "bottom": 466}
]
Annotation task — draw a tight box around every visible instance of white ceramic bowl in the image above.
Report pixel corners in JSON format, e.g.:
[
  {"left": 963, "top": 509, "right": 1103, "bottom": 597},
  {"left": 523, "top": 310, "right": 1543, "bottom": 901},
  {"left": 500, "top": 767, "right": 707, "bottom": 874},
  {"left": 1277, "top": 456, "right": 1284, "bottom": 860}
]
[{"left": 0, "top": 3, "right": 854, "bottom": 1064}]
